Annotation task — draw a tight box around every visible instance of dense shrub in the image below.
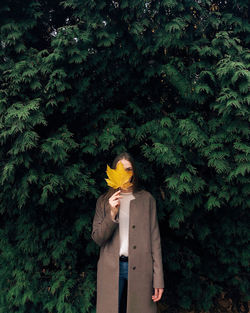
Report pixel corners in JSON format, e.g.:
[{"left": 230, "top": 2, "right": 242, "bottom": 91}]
[{"left": 0, "top": 0, "right": 249, "bottom": 312}]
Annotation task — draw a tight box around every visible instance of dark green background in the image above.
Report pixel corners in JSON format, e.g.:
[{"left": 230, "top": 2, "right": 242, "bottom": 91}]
[{"left": 0, "top": 0, "right": 249, "bottom": 312}]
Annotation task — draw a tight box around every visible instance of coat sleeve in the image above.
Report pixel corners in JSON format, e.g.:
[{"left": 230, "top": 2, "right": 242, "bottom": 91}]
[
  {"left": 91, "top": 195, "right": 119, "bottom": 247},
  {"left": 150, "top": 195, "right": 165, "bottom": 289}
]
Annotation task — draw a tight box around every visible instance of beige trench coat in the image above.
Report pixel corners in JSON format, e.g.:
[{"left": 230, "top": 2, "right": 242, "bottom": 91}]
[{"left": 91, "top": 189, "right": 164, "bottom": 313}]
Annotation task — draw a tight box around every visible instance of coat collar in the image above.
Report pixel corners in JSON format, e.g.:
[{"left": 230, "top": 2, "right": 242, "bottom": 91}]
[{"left": 130, "top": 189, "right": 145, "bottom": 203}]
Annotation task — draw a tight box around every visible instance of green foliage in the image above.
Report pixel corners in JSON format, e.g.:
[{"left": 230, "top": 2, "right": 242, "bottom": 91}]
[{"left": 0, "top": 0, "right": 249, "bottom": 312}]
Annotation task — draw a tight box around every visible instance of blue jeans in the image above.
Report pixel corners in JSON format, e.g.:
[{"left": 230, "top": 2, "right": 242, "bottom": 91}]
[{"left": 119, "top": 260, "right": 128, "bottom": 312}]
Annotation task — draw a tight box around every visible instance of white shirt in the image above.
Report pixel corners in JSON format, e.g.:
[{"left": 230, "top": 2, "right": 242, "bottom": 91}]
[{"left": 111, "top": 191, "right": 135, "bottom": 257}]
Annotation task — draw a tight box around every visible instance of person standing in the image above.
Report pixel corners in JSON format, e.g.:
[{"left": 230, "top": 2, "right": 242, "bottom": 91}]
[{"left": 91, "top": 152, "right": 164, "bottom": 313}]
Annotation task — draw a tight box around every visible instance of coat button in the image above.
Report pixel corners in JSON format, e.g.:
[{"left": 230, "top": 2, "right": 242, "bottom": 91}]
[
  {"left": 133, "top": 266, "right": 136, "bottom": 270},
  {"left": 133, "top": 245, "right": 136, "bottom": 249},
  {"left": 132, "top": 225, "right": 135, "bottom": 228}
]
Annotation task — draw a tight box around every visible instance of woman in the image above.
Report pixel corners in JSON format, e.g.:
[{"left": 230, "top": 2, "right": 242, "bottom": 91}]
[{"left": 91, "top": 152, "right": 164, "bottom": 313}]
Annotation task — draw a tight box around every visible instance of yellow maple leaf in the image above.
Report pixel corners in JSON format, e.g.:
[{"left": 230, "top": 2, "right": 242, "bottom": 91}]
[{"left": 105, "top": 161, "right": 133, "bottom": 190}]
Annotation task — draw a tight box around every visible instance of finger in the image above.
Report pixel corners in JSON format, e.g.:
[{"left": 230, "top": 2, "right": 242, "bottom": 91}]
[
  {"left": 152, "top": 289, "right": 159, "bottom": 302},
  {"left": 156, "top": 289, "right": 163, "bottom": 301},
  {"left": 111, "top": 193, "right": 122, "bottom": 201},
  {"left": 110, "top": 191, "right": 120, "bottom": 200},
  {"left": 113, "top": 195, "right": 123, "bottom": 200},
  {"left": 152, "top": 289, "right": 157, "bottom": 298},
  {"left": 114, "top": 200, "right": 120, "bottom": 207}
]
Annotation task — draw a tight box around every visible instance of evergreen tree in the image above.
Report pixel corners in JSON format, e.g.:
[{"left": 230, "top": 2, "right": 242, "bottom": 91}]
[{"left": 0, "top": 0, "right": 249, "bottom": 312}]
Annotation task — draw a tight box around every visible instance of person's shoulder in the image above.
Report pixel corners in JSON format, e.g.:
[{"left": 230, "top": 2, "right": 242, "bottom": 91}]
[
  {"left": 97, "top": 190, "right": 113, "bottom": 206},
  {"left": 136, "top": 189, "right": 155, "bottom": 200},
  {"left": 96, "top": 192, "right": 107, "bottom": 205}
]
